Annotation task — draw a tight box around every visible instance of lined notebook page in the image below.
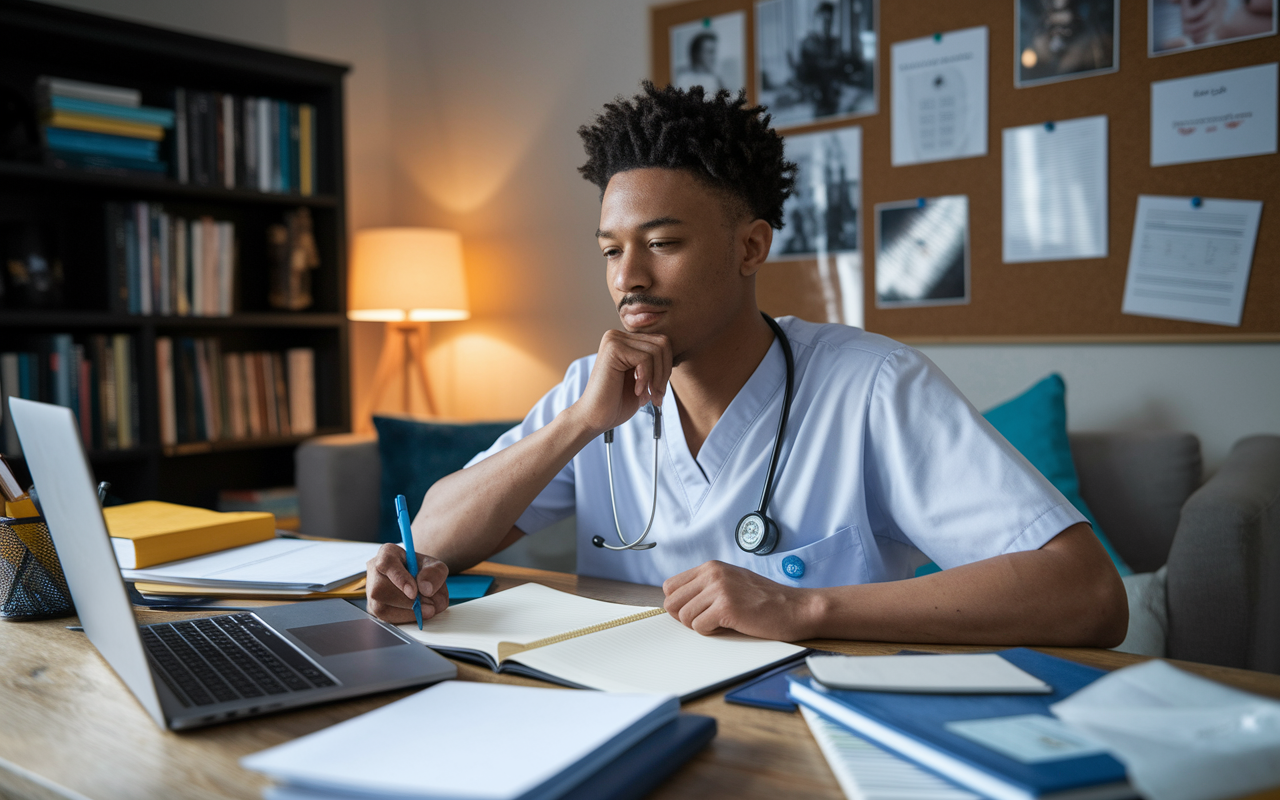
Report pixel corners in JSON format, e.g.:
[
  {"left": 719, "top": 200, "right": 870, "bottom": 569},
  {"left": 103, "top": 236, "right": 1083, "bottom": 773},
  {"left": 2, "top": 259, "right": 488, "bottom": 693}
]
[
  {"left": 800, "top": 706, "right": 979, "bottom": 800},
  {"left": 398, "top": 583, "right": 653, "bottom": 661},
  {"left": 514, "top": 610, "right": 804, "bottom": 697}
]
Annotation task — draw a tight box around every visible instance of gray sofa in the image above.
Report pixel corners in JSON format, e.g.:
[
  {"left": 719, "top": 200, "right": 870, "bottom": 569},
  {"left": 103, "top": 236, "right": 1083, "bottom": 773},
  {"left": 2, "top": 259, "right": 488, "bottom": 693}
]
[{"left": 296, "top": 430, "right": 1280, "bottom": 674}]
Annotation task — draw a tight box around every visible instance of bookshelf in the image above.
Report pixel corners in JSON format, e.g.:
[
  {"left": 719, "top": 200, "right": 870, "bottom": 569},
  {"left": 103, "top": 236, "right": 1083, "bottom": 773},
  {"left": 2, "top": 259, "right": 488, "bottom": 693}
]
[{"left": 0, "top": 0, "right": 350, "bottom": 509}]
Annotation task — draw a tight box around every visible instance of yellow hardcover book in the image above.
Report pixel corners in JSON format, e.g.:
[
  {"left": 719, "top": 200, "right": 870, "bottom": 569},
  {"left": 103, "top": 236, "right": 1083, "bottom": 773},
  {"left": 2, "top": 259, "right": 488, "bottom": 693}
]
[
  {"left": 46, "top": 110, "right": 165, "bottom": 140},
  {"left": 103, "top": 501, "right": 276, "bottom": 569}
]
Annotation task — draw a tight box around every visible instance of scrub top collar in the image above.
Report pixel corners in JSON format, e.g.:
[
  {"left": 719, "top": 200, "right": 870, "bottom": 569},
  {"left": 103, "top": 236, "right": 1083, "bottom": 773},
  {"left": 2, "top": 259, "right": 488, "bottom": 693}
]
[{"left": 659, "top": 322, "right": 792, "bottom": 516}]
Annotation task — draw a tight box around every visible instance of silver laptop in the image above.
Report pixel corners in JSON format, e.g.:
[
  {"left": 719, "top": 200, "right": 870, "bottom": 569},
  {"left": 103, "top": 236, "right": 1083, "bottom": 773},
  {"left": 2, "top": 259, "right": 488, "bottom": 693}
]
[{"left": 9, "top": 397, "right": 456, "bottom": 730}]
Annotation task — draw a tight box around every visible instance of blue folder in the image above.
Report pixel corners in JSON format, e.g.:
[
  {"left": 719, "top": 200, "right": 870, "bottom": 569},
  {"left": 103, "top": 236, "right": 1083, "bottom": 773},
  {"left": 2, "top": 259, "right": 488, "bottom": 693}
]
[
  {"left": 787, "top": 648, "right": 1132, "bottom": 800},
  {"left": 561, "top": 714, "right": 716, "bottom": 800}
]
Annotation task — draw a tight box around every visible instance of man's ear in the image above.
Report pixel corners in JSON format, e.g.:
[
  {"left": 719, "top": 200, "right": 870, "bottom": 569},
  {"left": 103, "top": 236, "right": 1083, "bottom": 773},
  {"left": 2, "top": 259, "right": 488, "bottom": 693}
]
[{"left": 739, "top": 219, "right": 774, "bottom": 277}]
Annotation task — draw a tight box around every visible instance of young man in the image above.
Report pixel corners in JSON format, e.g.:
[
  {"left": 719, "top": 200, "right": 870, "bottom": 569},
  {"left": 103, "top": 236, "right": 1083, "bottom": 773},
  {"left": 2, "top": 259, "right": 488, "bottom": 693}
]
[{"left": 366, "top": 84, "right": 1127, "bottom": 647}]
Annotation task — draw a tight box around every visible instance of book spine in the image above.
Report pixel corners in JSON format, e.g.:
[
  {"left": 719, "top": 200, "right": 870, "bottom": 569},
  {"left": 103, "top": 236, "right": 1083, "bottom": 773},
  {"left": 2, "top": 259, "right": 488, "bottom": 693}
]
[
  {"left": 272, "top": 351, "right": 291, "bottom": 435},
  {"left": 193, "top": 339, "right": 213, "bottom": 441},
  {"left": 95, "top": 336, "right": 117, "bottom": 450},
  {"left": 112, "top": 334, "right": 131, "bottom": 449},
  {"left": 205, "top": 92, "right": 218, "bottom": 190},
  {"left": 173, "top": 88, "right": 188, "bottom": 183},
  {"left": 298, "top": 104, "right": 313, "bottom": 196},
  {"left": 105, "top": 202, "right": 129, "bottom": 314},
  {"left": 42, "top": 127, "right": 159, "bottom": 160},
  {"left": 156, "top": 337, "right": 176, "bottom": 446},
  {"left": 149, "top": 205, "right": 162, "bottom": 315},
  {"left": 222, "top": 93, "right": 235, "bottom": 189},
  {"left": 42, "top": 76, "right": 140, "bottom": 106},
  {"left": 0, "top": 353, "right": 21, "bottom": 455},
  {"left": 178, "top": 338, "right": 199, "bottom": 442},
  {"left": 208, "top": 338, "right": 226, "bottom": 441},
  {"left": 202, "top": 217, "right": 218, "bottom": 317},
  {"left": 288, "top": 103, "right": 300, "bottom": 194},
  {"left": 257, "top": 99, "right": 270, "bottom": 192},
  {"left": 224, "top": 352, "right": 246, "bottom": 439},
  {"left": 124, "top": 213, "right": 139, "bottom": 314},
  {"left": 189, "top": 219, "right": 202, "bottom": 317},
  {"left": 286, "top": 347, "right": 315, "bottom": 435},
  {"left": 244, "top": 352, "right": 262, "bottom": 437},
  {"left": 174, "top": 218, "right": 188, "bottom": 316},
  {"left": 45, "top": 111, "right": 163, "bottom": 140},
  {"left": 52, "top": 333, "right": 73, "bottom": 409},
  {"left": 135, "top": 202, "right": 151, "bottom": 316},
  {"left": 214, "top": 92, "right": 225, "bottom": 189},
  {"left": 244, "top": 97, "right": 257, "bottom": 190},
  {"left": 234, "top": 95, "right": 246, "bottom": 189},
  {"left": 219, "top": 221, "right": 234, "bottom": 316},
  {"left": 158, "top": 209, "right": 171, "bottom": 317}
]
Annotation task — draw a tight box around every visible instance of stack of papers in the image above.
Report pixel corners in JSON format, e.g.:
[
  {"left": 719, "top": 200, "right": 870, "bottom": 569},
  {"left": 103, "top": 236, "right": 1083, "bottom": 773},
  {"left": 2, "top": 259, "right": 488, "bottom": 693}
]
[
  {"left": 120, "top": 538, "right": 379, "bottom": 593},
  {"left": 242, "top": 681, "right": 678, "bottom": 800}
]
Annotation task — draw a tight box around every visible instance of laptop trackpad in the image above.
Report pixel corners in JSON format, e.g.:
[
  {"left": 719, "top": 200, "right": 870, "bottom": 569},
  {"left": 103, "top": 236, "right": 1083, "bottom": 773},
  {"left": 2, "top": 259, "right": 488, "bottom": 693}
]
[{"left": 287, "top": 619, "right": 406, "bottom": 657}]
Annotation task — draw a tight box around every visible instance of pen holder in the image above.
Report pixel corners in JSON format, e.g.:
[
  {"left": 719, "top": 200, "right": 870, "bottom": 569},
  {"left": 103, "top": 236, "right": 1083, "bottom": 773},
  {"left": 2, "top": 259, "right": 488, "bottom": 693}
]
[{"left": 0, "top": 515, "right": 75, "bottom": 621}]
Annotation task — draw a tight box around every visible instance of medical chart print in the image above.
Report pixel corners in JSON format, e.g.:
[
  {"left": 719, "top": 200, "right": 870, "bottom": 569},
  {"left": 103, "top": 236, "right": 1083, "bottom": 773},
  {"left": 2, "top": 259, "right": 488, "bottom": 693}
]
[
  {"left": 1150, "top": 62, "right": 1278, "bottom": 166},
  {"left": 1150, "top": 0, "right": 1277, "bottom": 56},
  {"left": 755, "top": 0, "right": 877, "bottom": 128},
  {"left": 874, "top": 196, "right": 970, "bottom": 309},
  {"left": 670, "top": 12, "right": 747, "bottom": 95},
  {"left": 891, "top": 27, "right": 988, "bottom": 166}
]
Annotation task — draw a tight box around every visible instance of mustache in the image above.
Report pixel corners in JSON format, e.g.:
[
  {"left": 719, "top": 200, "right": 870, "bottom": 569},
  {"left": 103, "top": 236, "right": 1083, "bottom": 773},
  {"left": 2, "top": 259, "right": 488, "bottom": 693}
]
[{"left": 618, "top": 293, "right": 673, "bottom": 312}]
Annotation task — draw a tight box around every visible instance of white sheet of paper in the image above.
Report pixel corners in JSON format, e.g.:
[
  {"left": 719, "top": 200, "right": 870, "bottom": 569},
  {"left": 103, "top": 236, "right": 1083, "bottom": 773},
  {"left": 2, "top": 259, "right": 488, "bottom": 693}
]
[
  {"left": 120, "top": 538, "right": 380, "bottom": 591},
  {"left": 1051, "top": 660, "right": 1280, "bottom": 800},
  {"left": 1002, "top": 115, "right": 1108, "bottom": 263},
  {"left": 806, "top": 653, "right": 1052, "bottom": 694},
  {"left": 1121, "top": 195, "right": 1263, "bottom": 327},
  {"left": 243, "top": 682, "right": 677, "bottom": 800},
  {"left": 1151, "top": 62, "right": 1278, "bottom": 167},
  {"left": 891, "top": 27, "right": 988, "bottom": 166}
]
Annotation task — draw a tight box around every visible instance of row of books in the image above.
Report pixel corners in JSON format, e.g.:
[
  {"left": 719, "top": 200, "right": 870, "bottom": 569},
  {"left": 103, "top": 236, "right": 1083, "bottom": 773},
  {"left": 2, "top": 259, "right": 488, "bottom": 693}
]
[
  {"left": 174, "top": 89, "right": 317, "bottom": 195},
  {"left": 156, "top": 339, "right": 316, "bottom": 447},
  {"left": 38, "top": 76, "right": 173, "bottom": 179},
  {"left": 105, "top": 202, "right": 236, "bottom": 317},
  {"left": 0, "top": 334, "right": 140, "bottom": 456}
]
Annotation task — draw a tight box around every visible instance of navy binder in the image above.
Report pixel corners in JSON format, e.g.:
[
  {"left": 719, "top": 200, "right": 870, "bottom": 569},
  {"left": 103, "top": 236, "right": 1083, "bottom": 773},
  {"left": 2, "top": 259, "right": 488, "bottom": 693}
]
[
  {"left": 787, "top": 648, "right": 1134, "bottom": 800},
  {"left": 560, "top": 714, "right": 716, "bottom": 800}
]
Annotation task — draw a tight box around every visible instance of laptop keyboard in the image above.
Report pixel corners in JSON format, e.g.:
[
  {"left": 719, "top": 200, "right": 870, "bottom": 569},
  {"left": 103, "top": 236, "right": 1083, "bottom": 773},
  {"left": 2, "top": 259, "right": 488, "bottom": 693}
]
[{"left": 140, "top": 613, "right": 337, "bottom": 707}]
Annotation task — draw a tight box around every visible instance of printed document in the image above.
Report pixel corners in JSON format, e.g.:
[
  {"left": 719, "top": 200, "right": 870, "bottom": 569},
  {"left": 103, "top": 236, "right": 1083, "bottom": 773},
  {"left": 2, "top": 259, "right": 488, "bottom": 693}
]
[
  {"left": 891, "top": 27, "right": 988, "bottom": 166},
  {"left": 1151, "top": 63, "right": 1278, "bottom": 167},
  {"left": 1002, "top": 116, "right": 1108, "bottom": 263},
  {"left": 1121, "top": 195, "right": 1262, "bottom": 327}
]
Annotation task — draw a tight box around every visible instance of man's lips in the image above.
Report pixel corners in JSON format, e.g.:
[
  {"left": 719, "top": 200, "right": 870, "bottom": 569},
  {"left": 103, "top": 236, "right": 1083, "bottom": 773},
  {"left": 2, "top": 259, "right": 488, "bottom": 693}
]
[{"left": 620, "top": 306, "right": 667, "bottom": 327}]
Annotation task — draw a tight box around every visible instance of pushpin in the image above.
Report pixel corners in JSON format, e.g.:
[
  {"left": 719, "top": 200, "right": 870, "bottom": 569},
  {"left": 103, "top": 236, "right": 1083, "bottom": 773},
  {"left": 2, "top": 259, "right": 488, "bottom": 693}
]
[
  {"left": 916, "top": 197, "right": 926, "bottom": 208},
  {"left": 702, "top": 16, "right": 711, "bottom": 27},
  {"left": 933, "top": 32, "right": 942, "bottom": 42},
  {"left": 1045, "top": 121, "right": 1055, "bottom": 132},
  {"left": 1191, "top": 196, "right": 1202, "bottom": 208}
]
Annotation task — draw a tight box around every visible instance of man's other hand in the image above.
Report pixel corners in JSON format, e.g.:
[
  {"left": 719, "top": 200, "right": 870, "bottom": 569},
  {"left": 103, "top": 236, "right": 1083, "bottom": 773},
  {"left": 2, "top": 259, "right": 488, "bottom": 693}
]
[
  {"left": 572, "top": 330, "right": 673, "bottom": 435},
  {"left": 662, "top": 560, "right": 818, "bottom": 641},
  {"left": 365, "top": 543, "right": 450, "bottom": 624}
]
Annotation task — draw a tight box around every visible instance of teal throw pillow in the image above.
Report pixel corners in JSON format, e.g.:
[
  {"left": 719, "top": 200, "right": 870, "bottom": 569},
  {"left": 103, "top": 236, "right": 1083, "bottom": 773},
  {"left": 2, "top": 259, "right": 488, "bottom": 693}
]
[
  {"left": 916, "top": 374, "right": 1131, "bottom": 577},
  {"left": 373, "top": 416, "right": 517, "bottom": 544}
]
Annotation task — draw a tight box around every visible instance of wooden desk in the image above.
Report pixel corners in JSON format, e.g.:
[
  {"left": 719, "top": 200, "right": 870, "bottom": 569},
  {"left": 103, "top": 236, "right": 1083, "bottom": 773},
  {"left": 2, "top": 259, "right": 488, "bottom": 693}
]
[{"left": 3, "top": 562, "right": 1280, "bottom": 800}]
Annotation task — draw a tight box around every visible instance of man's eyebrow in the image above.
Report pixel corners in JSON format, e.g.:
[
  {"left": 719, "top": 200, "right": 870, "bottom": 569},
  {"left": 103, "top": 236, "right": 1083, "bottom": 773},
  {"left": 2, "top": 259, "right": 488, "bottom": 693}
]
[{"left": 595, "top": 217, "right": 685, "bottom": 239}]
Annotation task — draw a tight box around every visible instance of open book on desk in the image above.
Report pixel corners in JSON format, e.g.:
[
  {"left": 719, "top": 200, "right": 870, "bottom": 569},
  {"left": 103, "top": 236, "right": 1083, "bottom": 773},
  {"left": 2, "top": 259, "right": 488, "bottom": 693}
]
[{"left": 398, "top": 582, "right": 807, "bottom": 700}]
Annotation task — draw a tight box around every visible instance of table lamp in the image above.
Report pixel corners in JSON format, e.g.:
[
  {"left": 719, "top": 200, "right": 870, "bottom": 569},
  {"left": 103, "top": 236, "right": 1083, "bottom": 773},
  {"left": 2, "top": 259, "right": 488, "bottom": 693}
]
[{"left": 349, "top": 227, "right": 470, "bottom": 426}]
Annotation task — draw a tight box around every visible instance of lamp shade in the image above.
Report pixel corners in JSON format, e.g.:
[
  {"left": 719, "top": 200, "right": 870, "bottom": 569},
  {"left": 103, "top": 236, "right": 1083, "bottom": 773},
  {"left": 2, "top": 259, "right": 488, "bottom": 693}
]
[{"left": 348, "top": 227, "right": 471, "bottom": 322}]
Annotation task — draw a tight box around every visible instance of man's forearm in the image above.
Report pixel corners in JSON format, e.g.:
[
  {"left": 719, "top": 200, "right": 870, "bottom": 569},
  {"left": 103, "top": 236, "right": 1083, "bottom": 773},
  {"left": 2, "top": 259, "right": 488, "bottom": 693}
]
[
  {"left": 410, "top": 407, "right": 598, "bottom": 572},
  {"left": 800, "top": 524, "right": 1128, "bottom": 647}
]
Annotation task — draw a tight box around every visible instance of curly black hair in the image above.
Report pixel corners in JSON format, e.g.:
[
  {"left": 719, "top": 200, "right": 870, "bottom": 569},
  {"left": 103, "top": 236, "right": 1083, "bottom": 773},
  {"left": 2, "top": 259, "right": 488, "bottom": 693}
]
[{"left": 578, "top": 81, "right": 796, "bottom": 229}]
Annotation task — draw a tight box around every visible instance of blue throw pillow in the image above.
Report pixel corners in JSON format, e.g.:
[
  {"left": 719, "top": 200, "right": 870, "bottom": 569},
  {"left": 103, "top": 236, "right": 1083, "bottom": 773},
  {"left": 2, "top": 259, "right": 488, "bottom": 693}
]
[
  {"left": 916, "top": 374, "right": 1131, "bottom": 577},
  {"left": 372, "top": 416, "right": 517, "bottom": 544}
]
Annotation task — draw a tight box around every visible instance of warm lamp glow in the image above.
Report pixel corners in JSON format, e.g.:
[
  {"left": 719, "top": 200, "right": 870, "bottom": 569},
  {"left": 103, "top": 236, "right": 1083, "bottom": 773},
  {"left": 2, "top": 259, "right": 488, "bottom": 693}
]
[{"left": 348, "top": 228, "right": 471, "bottom": 320}]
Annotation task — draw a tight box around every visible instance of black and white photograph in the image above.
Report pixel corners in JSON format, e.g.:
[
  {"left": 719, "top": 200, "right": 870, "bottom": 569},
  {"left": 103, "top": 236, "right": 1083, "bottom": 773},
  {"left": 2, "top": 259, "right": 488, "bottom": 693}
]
[
  {"left": 670, "top": 12, "right": 747, "bottom": 94},
  {"left": 1150, "top": 0, "right": 1276, "bottom": 56},
  {"left": 771, "top": 126, "right": 861, "bottom": 260},
  {"left": 1016, "top": 0, "right": 1118, "bottom": 87},
  {"left": 755, "top": 0, "right": 876, "bottom": 129},
  {"left": 874, "top": 196, "right": 970, "bottom": 308}
]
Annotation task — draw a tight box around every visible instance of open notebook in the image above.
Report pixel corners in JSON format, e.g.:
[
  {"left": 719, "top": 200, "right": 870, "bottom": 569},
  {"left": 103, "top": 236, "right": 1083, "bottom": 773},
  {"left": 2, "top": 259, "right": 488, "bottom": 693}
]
[{"left": 398, "top": 583, "right": 807, "bottom": 700}]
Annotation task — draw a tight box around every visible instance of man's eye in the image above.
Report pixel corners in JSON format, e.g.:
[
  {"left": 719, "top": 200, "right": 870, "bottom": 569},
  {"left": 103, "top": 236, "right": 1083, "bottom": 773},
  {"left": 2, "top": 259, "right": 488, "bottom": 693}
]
[
  {"left": 650, "top": 240, "right": 675, "bottom": 249},
  {"left": 602, "top": 248, "right": 620, "bottom": 258}
]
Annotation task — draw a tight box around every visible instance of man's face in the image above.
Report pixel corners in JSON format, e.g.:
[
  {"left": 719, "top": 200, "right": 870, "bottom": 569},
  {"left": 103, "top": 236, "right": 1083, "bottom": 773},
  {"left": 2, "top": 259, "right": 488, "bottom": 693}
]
[
  {"left": 596, "top": 168, "right": 749, "bottom": 362},
  {"left": 695, "top": 38, "right": 717, "bottom": 70}
]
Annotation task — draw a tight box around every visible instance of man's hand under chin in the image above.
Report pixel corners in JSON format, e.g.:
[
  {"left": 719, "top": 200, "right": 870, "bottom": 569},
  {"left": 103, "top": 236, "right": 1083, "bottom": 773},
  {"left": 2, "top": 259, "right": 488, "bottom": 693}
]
[{"left": 662, "top": 560, "right": 820, "bottom": 642}]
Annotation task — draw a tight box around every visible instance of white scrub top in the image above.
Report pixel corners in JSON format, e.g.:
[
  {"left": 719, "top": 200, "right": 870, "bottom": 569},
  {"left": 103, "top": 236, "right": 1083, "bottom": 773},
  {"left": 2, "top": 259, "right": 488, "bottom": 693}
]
[{"left": 467, "top": 317, "right": 1085, "bottom": 588}]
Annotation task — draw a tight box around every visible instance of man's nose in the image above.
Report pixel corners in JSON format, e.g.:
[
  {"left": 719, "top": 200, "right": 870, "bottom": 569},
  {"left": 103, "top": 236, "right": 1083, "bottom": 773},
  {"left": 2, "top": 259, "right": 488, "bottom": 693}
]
[{"left": 612, "top": 248, "right": 653, "bottom": 294}]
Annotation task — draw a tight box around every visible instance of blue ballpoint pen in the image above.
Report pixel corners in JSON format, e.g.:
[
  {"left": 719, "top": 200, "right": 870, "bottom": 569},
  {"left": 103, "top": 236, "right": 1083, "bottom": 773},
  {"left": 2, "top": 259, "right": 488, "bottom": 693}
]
[{"left": 394, "top": 494, "right": 423, "bottom": 629}]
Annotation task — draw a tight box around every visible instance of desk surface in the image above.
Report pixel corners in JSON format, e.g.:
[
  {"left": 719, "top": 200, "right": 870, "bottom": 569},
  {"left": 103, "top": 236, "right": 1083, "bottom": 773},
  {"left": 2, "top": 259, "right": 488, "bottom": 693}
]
[{"left": 4, "top": 562, "right": 1280, "bottom": 800}]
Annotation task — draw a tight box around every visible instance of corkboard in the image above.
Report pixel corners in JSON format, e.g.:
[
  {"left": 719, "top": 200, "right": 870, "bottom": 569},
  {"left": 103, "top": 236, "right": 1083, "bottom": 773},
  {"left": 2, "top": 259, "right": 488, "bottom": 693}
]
[{"left": 651, "top": 0, "right": 1280, "bottom": 342}]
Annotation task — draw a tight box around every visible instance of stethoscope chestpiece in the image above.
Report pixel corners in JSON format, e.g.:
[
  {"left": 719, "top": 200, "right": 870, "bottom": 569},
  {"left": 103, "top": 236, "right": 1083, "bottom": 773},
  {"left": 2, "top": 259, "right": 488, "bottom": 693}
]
[{"left": 735, "top": 511, "right": 779, "bottom": 555}]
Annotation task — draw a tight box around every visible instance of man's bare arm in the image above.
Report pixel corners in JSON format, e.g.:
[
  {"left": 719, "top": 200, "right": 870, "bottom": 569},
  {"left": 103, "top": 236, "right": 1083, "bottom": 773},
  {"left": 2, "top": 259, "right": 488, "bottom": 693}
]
[{"left": 663, "top": 523, "right": 1128, "bottom": 647}]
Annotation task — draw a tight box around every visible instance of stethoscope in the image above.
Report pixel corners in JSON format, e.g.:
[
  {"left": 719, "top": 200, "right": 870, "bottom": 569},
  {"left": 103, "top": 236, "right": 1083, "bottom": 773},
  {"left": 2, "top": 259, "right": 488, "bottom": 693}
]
[{"left": 591, "top": 313, "right": 795, "bottom": 556}]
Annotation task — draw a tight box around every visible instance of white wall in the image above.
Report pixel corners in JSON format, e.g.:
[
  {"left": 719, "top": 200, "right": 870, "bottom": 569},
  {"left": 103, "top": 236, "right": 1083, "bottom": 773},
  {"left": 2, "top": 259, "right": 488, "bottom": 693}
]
[{"left": 42, "top": 0, "right": 1280, "bottom": 472}]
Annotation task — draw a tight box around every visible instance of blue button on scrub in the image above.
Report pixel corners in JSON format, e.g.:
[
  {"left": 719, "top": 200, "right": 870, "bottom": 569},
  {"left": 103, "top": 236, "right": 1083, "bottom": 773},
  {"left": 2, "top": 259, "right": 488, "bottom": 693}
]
[{"left": 782, "top": 555, "right": 805, "bottom": 579}]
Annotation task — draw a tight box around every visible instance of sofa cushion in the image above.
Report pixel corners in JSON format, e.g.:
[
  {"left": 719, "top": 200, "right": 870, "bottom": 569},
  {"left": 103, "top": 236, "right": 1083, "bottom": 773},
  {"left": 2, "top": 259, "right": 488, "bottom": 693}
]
[
  {"left": 981, "top": 374, "right": 1131, "bottom": 575},
  {"left": 372, "top": 416, "right": 517, "bottom": 544}
]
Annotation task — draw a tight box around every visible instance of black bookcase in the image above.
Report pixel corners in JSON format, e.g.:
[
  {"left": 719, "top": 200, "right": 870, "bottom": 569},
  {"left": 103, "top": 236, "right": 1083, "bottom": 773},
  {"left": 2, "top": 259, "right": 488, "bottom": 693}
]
[{"left": 0, "top": 0, "right": 350, "bottom": 508}]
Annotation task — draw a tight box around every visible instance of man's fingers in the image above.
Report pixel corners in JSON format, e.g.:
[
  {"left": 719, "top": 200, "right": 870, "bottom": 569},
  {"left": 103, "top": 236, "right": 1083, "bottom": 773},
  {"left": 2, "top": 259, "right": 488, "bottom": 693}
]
[
  {"left": 673, "top": 589, "right": 717, "bottom": 631},
  {"left": 416, "top": 558, "right": 449, "bottom": 598},
  {"left": 367, "top": 598, "right": 416, "bottom": 624},
  {"left": 373, "top": 543, "right": 419, "bottom": 599}
]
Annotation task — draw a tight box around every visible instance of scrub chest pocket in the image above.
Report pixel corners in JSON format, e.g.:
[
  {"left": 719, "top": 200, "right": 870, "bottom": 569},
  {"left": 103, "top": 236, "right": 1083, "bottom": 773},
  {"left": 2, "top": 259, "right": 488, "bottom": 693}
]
[{"left": 765, "top": 525, "right": 865, "bottom": 588}]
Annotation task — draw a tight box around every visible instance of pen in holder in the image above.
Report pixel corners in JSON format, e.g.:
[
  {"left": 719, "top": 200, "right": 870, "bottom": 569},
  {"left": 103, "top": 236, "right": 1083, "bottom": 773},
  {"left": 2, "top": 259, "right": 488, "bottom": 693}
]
[{"left": 0, "top": 481, "right": 105, "bottom": 621}]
